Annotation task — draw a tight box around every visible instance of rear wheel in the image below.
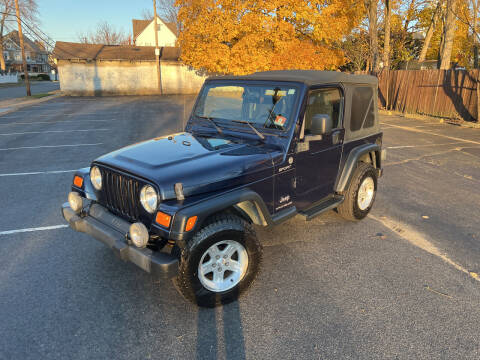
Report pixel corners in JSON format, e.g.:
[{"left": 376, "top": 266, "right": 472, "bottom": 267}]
[
  {"left": 175, "top": 214, "right": 262, "bottom": 307},
  {"left": 337, "top": 162, "right": 377, "bottom": 221}
]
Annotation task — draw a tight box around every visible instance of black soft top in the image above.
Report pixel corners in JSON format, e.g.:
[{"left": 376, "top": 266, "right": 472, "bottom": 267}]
[{"left": 208, "top": 70, "right": 378, "bottom": 86}]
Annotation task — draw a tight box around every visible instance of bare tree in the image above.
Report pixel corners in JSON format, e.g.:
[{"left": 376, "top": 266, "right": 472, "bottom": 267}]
[
  {"left": 141, "top": 8, "right": 153, "bottom": 20},
  {"left": 343, "top": 32, "right": 370, "bottom": 71},
  {"left": 77, "top": 21, "right": 128, "bottom": 45},
  {"left": 419, "top": 0, "right": 444, "bottom": 63},
  {"left": 141, "top": 0, "right": 179, "bottom": 33},
  {"left": 0, "top": 0, "right": 38, "bottom": 71}
]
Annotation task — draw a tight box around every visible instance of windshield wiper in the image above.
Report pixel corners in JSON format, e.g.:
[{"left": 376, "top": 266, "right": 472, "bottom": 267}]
[
  {"left": 195, "top": 115, "right": 223, "bottom": 134},
  {"left": 230, "top": 120, "right": 265, "bottom": 141}
]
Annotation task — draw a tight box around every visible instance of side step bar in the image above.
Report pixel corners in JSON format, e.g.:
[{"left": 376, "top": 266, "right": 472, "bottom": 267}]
[{"left": 298, "top": 195, "right": 344, "bottom": 221}]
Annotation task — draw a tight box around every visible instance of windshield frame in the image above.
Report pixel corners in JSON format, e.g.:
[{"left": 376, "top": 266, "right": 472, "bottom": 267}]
[{"left": 190, "top": 80, "right": 303, "bottom": 135}]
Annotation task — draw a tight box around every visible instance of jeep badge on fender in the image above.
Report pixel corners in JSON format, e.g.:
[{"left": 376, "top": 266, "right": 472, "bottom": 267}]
[{"left": 61, "top": 71, "right": 385, "bottom": 307}]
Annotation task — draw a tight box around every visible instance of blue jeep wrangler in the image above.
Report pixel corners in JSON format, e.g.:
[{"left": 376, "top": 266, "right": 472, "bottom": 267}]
[{"left": 62, "top": 70, "right": 385, "bottom": 307}]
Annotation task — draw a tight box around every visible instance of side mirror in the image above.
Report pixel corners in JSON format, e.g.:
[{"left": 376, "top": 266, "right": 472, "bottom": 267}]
[{"left": 310, "top": 114, "right": 332, "bottom": 135}]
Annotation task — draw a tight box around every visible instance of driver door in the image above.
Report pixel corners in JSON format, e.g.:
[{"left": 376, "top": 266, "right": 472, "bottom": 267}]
[{"left": 295, "top": 87, "right": 344, "bottom": 210}]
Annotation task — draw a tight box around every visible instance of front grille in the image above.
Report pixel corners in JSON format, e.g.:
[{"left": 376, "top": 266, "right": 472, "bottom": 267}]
[{"left": 98, "top": 167, "right": 143, "bottom": 222}]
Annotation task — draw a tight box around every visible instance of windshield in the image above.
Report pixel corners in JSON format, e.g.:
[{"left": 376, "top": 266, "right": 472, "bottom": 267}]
[{"left": 193, "top": 83, "right": 299, "bottom": 131}]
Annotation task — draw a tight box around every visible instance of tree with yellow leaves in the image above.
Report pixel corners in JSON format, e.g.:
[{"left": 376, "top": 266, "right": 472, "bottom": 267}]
[{"left": 176, "top": 0, "right": 364, "bottom": 75}]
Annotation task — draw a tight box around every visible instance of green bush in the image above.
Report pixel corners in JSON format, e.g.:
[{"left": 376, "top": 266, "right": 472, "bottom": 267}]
[
  {"left": 37, "top": 74, "right": 51, "bottom": 81},
  {"left": 20, "top": 74, "right": 51, "bottom": 81}
]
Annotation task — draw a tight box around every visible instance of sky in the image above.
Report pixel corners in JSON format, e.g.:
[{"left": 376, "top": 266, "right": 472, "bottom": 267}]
[{"left": 39, "top": 0, "right": 156, "bottom": 43}]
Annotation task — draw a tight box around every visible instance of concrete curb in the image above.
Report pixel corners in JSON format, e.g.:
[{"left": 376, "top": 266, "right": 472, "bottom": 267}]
[
  {"left": 0, "top": 92, "right": 64, "bottom": 117},
  {"left": 379, "top": 109, "right": 480, "bottom": 129}
]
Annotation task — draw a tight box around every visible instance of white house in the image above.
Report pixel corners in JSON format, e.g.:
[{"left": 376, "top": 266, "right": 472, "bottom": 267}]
[{"left": 132, "top": 17, "right": 177, "bottom": 47}]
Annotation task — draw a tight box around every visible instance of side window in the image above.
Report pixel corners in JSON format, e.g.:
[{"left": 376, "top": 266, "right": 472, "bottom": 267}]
[
  {"left": 351, "top": 86, "right": 374, "bottom": 131},
  {"left": 304, "top": 88, "right": 342, "bottom": 136}
]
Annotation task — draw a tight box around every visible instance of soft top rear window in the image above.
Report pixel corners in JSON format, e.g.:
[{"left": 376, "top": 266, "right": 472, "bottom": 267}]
[{"left": 351, "top": 86, "right": 375, "bottom": 131}]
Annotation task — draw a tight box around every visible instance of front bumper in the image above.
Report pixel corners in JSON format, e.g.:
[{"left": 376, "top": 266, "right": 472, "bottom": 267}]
[{"left": 61, "top": 202, "right": 178, "bottom": 279}]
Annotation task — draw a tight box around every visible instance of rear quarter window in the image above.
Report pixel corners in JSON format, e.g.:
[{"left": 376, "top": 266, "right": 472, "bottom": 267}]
[{"left": 351, "top": 86, "right": 375, "bottom": 131}]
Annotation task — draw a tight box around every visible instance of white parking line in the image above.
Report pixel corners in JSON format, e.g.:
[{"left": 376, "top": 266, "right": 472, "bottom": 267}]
[
  {"left": 0, "top": 143, "right": 103, "bottom": 151},
  {"left": 0, "top": 169, "right": 76, "bottom": 177},
  {"left": 0, "top": 129, "right": 109, "bottom": 136},
  {"left": 0, "top": 225, "right": 68, "bottom": 236},
  {"left": 0, "top": 120, "right": 109, "bottom": 126},
  {"left": 387, "top": 142, "right": 466, "bottom": 149},
  {"left": 381, "top": 123, "right": 480, "bottom": 145}
]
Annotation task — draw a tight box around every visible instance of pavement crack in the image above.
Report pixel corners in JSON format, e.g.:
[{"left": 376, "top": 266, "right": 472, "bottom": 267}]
[{"left": 423, "top": 285, "right": 453, "bottom": 299}]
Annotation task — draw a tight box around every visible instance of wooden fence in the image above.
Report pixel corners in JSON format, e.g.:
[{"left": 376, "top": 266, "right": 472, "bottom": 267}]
[{"left": 377, "top": 70, "right": 479, "bottom": 122}]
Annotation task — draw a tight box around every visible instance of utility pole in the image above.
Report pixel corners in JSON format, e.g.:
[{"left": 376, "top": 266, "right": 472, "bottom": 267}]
[
  {"left": 153, "top": 0, "right": 162, "bottom": 94},
  {"left": 14, "top": 0, "right": 30, "bottom": 96}
]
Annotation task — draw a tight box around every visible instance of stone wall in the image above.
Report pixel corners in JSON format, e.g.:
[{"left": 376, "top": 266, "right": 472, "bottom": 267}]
[{"left": 57, "top": 60, "right": 206, "bottom": 96}]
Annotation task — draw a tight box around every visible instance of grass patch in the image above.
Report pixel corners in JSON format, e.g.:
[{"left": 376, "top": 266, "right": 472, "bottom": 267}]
[{"left": 28, "top": 93, "right": 52, "bottom": 99}]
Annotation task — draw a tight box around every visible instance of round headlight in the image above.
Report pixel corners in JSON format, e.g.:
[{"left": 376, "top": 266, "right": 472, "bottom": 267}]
[
  {"left": 129, "top": 222, "right": 149, "bottom": 248},
  {"left": 90, "top": 166, "right": 102, "bottom": 190},
  {"left": 68, "top": 191, "right": 84, "bottom": 213},
  {"left": 140, "top": 185, "right": 158, "bottom": 213}
]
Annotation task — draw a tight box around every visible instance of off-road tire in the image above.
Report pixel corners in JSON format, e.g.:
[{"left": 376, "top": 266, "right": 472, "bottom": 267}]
[
  {"left": 174, "top": 214, "right": 262, "bottom": 307},
  {"left": 337, "top": 162, "right": 377, "bottom": 221}
]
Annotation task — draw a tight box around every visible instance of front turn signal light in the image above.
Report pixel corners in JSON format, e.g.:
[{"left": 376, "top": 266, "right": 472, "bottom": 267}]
[
  {"left": 185, "top": 216, "right": 197, "bottom": 232},
  {"left": 73, "top": 175, "right": 83, "bottom": 188},
  {"left": 155, "top": 211, "right": 171, "bottom": 228}
]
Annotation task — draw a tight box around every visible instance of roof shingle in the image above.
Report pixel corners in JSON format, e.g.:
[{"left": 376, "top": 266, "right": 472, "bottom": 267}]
[
  {"left": 53, "top": 41, "right": 181, "bottom": 61},
  {"left": 132, "top": 19, "right": 150, "bottom": 39},
  {"left": 132, "top": 17, "right": 177, "bottom": 39}
]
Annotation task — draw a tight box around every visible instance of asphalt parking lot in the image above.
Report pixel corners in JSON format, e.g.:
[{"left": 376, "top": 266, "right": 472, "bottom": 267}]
[
  {"left": 1, "top": 96, "right": 479, "bottom": 359},
  {"left": 0, "top": 82, "right": 60, "bottom": 100}
]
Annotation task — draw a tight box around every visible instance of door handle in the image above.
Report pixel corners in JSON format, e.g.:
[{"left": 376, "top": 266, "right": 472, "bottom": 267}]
[{"left": 332, "top": 131, "right": 342, "bottom": 145}]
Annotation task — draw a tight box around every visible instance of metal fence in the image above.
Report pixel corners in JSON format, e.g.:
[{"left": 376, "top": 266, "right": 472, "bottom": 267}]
[{"left": 377, "top": 70, "right": 479, "bottom": 122}]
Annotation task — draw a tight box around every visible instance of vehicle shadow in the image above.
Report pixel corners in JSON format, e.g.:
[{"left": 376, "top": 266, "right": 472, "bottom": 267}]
[{"left": 196, "top": 300, "right": 246, "bottom": 360}]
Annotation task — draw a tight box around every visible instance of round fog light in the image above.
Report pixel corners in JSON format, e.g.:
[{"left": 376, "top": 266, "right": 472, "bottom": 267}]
[
  {"left": 129, "top": 222, "right": 149, "bottom": 248},
  {"left": 68, "top": 192, "right": 83, "bottom": 213}
]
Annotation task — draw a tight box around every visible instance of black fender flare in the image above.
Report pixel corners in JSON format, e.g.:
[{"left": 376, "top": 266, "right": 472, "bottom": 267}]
[
  {"left": 335, "top": 143, "right": 381, "bottom": 193},
  {"left": 169, "top": 188, "right": 274, "bottom": 246}
]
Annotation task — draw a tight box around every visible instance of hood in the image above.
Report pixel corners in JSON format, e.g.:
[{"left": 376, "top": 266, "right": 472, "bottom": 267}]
[{"left": 94, "top": 132, "right": 276, "bottom": 200}]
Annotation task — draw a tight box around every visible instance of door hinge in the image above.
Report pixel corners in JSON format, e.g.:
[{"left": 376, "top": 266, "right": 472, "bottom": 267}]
[{"left": 332, "top": 131, "right": 342, "bottom": 145}]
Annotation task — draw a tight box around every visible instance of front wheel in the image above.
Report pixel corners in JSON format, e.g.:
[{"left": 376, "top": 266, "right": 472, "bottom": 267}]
[
  {"left": 175, "top": 214, "right": 262, "bottom": 307},
  {"left": 337, "top": 162, "right": 377, "bottom": 221}
]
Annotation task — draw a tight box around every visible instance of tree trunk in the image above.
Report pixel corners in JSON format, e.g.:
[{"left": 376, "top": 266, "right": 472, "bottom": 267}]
[
  {"left": 473, "top": 0, "right": 478, "bottom": 69},
  {"left": 419, "top": 0, "right": 443, "bottom": 63},
  {"left": 0, "top": 14, "right": 6, "bottom": 72},
  {"left": 477, "top": 70, "right": 480, "bottom": 122},
  {"left": 439, "top": 0, "right": 457, "bottom": 69},
  {"left": 0, "top": 40, "right": 5, "bottom": 72},
  {"left": 366, "top": 0, "right": 379, "bottom": 72},
  {"left": 383, "top": 0, "right": 391, "bottom": 69}
]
